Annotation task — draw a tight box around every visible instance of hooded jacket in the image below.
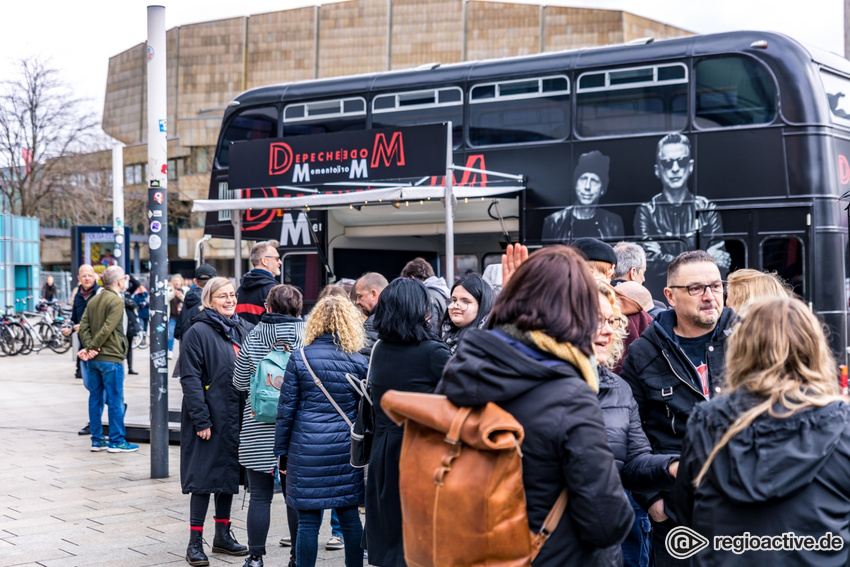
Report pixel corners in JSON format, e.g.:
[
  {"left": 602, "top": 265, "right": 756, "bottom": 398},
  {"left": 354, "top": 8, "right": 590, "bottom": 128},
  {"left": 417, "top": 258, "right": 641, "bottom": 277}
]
[
  {"left": 438, "top": 328, "right": 634, "bottom": 567},
  {"left": 675, "top": 392, "right": 850, "bottom": 567},
  {"left": 174, "top": 286, "right": 203, "bottom": 340},
  {"left": 620, "top": 306, "right": 738, "bottom": 456},
  {"left": 235, "top": 269, "right": 278, "bottom": 325}
]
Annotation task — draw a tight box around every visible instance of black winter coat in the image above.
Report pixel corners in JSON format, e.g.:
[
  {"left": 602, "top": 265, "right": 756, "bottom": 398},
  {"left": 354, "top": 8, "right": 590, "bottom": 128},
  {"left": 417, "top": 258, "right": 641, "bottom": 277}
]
[
  {"left": 123, "top": 295, "right": 141, "bottom": 338},
  {"left": 179, "top": 309, "right": 252, "bottom": 495},
  {"left": 675, "top": 392, "right": 850, "bottom": 567},
  {"left": 274, "top": 334, "right": 369, "bottom": 511},
  {"left": 235, "top": 269, "right": 278, "bottom": 325},
  {"left": 598, "top": 366, "right": 677, "bottom": 492},
  {"left": 365, "top": 337, "right": 451, "bottom": 567},
  {"left": 438, "top": 329, "right": 634, "bottom": 567},
  {"left": 174, "top": 287, "right": 203, "bottom": 340},
  {"left": 620, "top": 307, "right": 737, "bottom": 456}
]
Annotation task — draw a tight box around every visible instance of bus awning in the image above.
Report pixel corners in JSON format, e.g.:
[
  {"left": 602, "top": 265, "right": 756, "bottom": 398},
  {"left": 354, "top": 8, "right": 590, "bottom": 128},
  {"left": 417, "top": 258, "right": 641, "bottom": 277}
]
[{"left": 191, "top": 184, "right": 524, "bottom": 212}]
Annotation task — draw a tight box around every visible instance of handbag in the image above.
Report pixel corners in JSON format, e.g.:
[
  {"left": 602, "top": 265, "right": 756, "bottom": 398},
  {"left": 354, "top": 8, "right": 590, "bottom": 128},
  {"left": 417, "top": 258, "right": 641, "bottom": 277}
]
[{"left": 301, "top": 343, "right": 376, "bottom": 469}]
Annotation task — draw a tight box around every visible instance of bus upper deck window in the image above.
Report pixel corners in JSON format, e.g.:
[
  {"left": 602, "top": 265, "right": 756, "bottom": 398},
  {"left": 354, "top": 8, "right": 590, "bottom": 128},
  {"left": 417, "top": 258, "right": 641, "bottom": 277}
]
[
  {"left": 695, "top": 56, "right": 777, "bottom": 129},
  {"left": 371, "top": 87, "right": 463, "bottom": 148},
  {"left": 216, "top": 107, "right": 279, "bottom": 168},
  {"left": 469, "top": 76, "right": 570, "bottom": 147},
  {"left": 576, "top": 63, "right": 687, "bottom": 138},
  {"left": 283, "top": 97, "right": 367, "bottom": 137}
]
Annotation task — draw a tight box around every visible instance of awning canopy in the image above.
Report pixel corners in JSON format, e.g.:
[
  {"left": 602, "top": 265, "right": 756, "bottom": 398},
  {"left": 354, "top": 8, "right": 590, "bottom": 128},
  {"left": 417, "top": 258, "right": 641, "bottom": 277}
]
[{"left": 191, "top": 184, "right": 524, "bottom": 212}]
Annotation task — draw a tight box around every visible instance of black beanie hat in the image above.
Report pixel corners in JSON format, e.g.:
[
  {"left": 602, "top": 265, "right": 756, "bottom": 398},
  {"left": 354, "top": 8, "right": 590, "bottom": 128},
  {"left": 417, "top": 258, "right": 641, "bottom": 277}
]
[
  {"left": 572, "top": 237, "right": 617, "bottom": 266},
  {"left": 573, "top": 151, "right": 610, "bottom": 193}
]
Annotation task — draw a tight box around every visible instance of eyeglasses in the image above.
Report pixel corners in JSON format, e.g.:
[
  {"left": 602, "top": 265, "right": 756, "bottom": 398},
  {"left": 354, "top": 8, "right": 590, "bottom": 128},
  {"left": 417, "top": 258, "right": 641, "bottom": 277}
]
[
  {"left": 597, "top": 316, "right": 618, "bottom": 330},
  {"left": 668, "top": 282, "right": 725, "bottom": 297},
  {"left": 263, "top": 255, "right": 282, "bottom": 262},
  {"left": 449, "top": 298, "right": 477, "bottom": 311},
  {"left": 212, "top": 293, "right": 237, "bottom": 301},
  {"left": 659, "top": 156, "right": 689, "bottom": 169}
]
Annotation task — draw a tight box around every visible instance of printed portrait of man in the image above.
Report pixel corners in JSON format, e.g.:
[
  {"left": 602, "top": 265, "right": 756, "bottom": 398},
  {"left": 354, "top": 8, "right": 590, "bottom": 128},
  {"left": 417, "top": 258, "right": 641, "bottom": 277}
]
[
  {"left": 634, "top": 133, "right": 731, "bottom": 278},
  {"left": 541, "top": 150, "right": 624, "bottom": 242}
]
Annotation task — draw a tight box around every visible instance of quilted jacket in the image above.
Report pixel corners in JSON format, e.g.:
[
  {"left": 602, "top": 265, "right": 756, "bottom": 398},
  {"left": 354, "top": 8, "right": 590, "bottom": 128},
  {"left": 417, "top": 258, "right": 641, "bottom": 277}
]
[{"left": 274, "top": 333, "right": 369, "bottom": 510}]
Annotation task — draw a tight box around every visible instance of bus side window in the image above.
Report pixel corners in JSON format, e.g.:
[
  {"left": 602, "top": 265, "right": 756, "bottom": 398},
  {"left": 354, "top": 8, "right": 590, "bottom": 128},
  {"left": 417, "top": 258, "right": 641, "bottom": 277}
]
[
  {"left": 576, "top": 63, "right": 687, "bottom": 138},
  {"left": 372, "top": 87, "right": 463, "bottom": 149},
  {"left": 216, "top": 107, "right": 279, "bottom": 168},
  {"left": 695, "top": 56, "right": 777, "bottom": 129},
  {"left": 761, "top": 236, "right": 804, "bottom": 297}
]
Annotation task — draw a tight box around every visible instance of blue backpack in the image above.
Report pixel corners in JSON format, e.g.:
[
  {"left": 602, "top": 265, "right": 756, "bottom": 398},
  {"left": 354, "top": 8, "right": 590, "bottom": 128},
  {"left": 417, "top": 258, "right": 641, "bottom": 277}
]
[{"left": 249, "top": 340, "right": 291, "bottom": 423}]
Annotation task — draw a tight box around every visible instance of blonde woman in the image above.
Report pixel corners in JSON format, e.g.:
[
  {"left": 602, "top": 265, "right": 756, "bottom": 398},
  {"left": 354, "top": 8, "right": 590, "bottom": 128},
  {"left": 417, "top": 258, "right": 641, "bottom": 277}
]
[
  {"left": 595, "top": 281, "right": 679, "bottom": 567},
  {"left": 675, "top": 297, "right": 850, "bottom": 567},
  {"left": 274, "top": 295, "right": 369, "bottom": 567},
  {"left": 725, "top": 268, "right": 792, "bottom": 311}
]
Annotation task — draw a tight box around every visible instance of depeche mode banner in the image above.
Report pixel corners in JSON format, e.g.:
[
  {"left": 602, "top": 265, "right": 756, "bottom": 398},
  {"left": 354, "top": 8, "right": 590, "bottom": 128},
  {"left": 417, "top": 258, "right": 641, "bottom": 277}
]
[{"left": 229, "top": 123, "right": 449, "bottom": 190}]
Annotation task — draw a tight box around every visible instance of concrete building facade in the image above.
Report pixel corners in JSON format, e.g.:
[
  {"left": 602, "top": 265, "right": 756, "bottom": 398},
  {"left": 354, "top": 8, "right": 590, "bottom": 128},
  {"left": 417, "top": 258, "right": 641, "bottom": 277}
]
[{"left": 96, "top": 0, "right": 690, "bottom": 270}]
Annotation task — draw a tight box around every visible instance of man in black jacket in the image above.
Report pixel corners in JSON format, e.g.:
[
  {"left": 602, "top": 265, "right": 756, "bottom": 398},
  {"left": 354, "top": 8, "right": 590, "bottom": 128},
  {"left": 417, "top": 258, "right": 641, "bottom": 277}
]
[
  {"left": 621, "top": 249, "right": 737, "bottom": 567},
  {"left": 174, "top": 264, "right": 216, "bottom": 341},
  {"left": 235, "top": 240, "right": 280, "bottom": 325}
]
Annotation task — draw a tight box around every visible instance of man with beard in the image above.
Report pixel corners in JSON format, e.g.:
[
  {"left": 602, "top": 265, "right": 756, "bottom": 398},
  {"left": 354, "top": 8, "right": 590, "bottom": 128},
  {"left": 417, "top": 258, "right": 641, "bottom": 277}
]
[
  {"left": 621, "top": 250, "right": 737, "bottom": 567},
  {"left": 235, "top": 240, "right": 281, "bottom": 325}
]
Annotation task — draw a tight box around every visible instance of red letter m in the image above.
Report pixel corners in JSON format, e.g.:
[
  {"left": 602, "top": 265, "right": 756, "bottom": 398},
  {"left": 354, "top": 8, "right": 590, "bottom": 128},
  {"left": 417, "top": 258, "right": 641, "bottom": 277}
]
[{"left": 371, "top": 132, "right": 405, "bottom": 168}]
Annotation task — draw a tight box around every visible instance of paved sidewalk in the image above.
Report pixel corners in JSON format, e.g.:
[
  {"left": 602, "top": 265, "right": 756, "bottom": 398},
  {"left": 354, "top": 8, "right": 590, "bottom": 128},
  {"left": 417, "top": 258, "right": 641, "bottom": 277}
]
[{"left": 0, "top": 348, "right": 349, "bottom": 567}]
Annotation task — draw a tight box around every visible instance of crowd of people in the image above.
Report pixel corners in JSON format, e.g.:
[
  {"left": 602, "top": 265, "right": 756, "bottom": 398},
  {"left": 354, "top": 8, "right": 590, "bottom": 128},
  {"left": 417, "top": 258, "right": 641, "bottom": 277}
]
[{"left": 67, "top": 236, "right": 850, "bottom": 567}]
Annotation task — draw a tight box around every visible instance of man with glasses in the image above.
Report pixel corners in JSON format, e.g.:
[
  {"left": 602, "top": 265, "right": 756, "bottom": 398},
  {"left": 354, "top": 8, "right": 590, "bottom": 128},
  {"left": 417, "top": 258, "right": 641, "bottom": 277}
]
[
  {"left": 621, "top": 250, "right": 738, "bottom": 567},
  {"left": 236, "top": 240, "right": 281, "bottom": 325},
  {"left": 635, "top": 133, "right": 731, "bottom": 288}
]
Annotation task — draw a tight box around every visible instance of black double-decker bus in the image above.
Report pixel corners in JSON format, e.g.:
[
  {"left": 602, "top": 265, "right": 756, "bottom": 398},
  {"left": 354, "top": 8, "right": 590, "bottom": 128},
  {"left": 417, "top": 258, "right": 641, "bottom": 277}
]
[{"left": 202, "top": 31, "right": 850, "bottom": 359}]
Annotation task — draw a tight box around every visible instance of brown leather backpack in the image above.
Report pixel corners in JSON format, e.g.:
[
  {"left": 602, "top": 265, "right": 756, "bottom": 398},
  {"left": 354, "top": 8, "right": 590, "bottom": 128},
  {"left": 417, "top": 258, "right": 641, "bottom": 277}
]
[{"left": 381, "top": 390, "right": 567, "bottom": 567}]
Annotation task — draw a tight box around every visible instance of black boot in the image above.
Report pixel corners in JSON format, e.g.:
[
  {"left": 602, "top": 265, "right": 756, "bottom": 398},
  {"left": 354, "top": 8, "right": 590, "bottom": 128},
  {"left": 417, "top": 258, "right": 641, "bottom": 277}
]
[
  {"left": 243, "top": 555, "right": 264, "bottom": 567},
  {"left": 186, "top": 529, "right": 209, "bottom": 566},
  {"left": 212, "top": 518, "right": 248, "bottom": 556}
]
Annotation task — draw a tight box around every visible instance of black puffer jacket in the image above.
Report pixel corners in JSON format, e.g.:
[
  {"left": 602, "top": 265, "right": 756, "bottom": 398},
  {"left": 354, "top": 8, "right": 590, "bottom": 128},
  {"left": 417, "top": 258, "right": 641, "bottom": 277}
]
[
  {"left": 438, "top": 329, "right": 634, "bottom": 567},
  {"left": 620, "top": 307, "right": 737, "bottom": 456},
  {"left": 179, "top": 309, "right": 252, "bottom": 495},
  {"left": 675, "top": 392, "right": 850, "bottom": 567},
  {"left": 235, "top": 269, "right": 278, "bottom": 325},
  {"left": 598, "top": 366, "right": 678, "bottom": 491}
]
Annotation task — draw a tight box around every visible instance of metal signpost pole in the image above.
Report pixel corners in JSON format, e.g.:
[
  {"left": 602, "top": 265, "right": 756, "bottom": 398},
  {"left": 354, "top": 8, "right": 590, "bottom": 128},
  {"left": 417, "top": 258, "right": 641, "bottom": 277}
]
[
  {"left": 112, "top": 144, "right": 126, "bottom": 269},
  {"left": 444, "top": 122, "right": 455, "bottom": 286},
  {"left": 147, "top": 4, "right": 169, "bottom": 479}
]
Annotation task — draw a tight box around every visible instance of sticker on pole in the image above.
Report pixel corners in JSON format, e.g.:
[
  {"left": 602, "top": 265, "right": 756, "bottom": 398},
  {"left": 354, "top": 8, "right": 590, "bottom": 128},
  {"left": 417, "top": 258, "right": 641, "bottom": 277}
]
[
  {"left": 153, "top": 192, "right": 163, "bottom": 204},
  {"left": 150, "top": 221, "right": 162, "bottom": 233},
  {"left": 149, "top": 234, "right": 162, "bottom": 250},
  {"left": 159, "top": 119, "right": 167, "bottom": 133},
  {"left": 147, "top": 45, "right": 155, "bottom": 62}
]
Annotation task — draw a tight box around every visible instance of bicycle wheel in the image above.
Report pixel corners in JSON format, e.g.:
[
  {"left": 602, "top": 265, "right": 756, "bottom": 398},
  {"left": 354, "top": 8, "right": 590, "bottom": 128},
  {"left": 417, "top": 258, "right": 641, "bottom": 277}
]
[
  {"left": 0, "top": 325, "right": 13, "bottom": 356},
  {"left": 49, "top": 323, "right": 72, "bottom": 353},
  {"left": 8, "top": 323, "right": 31, "bottom": 355},
  {"left": 135, "top": 332, "right": 149, "bottom": 350}
]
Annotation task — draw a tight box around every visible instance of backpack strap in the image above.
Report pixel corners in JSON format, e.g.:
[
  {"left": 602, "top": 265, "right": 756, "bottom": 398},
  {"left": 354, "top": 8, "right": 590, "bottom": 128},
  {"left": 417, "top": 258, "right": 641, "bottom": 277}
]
[
  {"left": 301, "top": 348, "right": 354, "bottom": 429},
  {"left": 530, "top": 488, "right": 569, "bottom": 562}
]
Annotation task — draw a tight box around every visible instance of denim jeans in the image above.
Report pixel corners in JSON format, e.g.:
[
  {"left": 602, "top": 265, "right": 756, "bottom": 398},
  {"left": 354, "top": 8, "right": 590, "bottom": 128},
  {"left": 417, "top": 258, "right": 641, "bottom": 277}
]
[
  {"left": 325, "top": 509, "right": 343, "bottom": 539},
  {"left": 167, "top": 318, "right": 177, "bottom": 352},
  {"left": 296, "top": 506, "right": 363, "bottom": 567},
  {"left": 622, "top": 491, "right": 653, "bottom": 567},
  {"left": 85, "top": 359, "right": 126, "bottom": 444}
]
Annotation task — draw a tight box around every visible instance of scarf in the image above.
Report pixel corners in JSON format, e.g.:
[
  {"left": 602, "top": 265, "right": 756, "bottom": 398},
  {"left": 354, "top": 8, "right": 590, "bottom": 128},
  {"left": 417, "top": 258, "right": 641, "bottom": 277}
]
[
  {"left": 442, "top": 314, "right": 489, "bottom": 355},
  {"left": 205, "top": 309, "right": 246, "bottom": 345},
  {"left": 79, "top": 285, "right": 97, "bottom": 301},
  {"left": 497, "top": 324, "right": 599, "bottom": 393}
]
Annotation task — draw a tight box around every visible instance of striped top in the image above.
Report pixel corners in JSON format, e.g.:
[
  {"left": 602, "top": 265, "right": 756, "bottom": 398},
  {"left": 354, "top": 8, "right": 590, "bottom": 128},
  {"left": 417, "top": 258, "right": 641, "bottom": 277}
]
[{"left": 233, "top": 313, "right": 305, "bottom": 473}]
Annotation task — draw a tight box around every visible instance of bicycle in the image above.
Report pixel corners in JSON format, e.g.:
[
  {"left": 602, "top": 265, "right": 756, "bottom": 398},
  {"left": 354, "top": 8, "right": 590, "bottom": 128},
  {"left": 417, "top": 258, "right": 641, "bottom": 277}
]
[
  {"left": 1, "top": 304, "right": 29, "bottom": 355},
  {"left": 132, "top": 330, "right": 149, "bottom": 349},
  {"left": 34, "top": 300, "right": 73, "bottom": 353}
]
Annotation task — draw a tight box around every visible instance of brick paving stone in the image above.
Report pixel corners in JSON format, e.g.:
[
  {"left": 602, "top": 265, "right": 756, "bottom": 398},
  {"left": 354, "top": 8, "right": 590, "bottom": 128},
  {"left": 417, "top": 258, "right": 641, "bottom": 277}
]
[{"left": 0, "top": 349, "right": 350, "bottom": 567}]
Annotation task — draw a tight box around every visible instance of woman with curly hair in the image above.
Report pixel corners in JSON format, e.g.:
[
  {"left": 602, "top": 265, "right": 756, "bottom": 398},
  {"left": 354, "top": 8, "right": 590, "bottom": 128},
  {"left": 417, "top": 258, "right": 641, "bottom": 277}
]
[
  {"left": 594, "top": 280, "right": 679, "bottom": 567},
  {"left": 274, "top": 295, "right": 369, "bottom": 567},
  {"left": 675, "top": 297, "right": 850, "bottom": 567}
]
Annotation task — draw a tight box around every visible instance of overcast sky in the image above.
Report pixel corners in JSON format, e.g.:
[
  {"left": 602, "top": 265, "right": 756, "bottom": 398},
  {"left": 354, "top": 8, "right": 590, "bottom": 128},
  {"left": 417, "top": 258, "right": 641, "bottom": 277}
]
[{"left": 0, "top": 0, "right": 844, "bottom": 116}]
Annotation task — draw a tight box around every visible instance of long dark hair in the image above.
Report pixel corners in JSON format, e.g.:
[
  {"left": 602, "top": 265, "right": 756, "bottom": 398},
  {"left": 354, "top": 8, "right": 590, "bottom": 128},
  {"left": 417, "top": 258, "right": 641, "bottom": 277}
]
[
  {"left": 441, "top": 273, "right": 495, "bottom": 336},
  {"left": 372, "top": 278, "right": 434, "bottom": 343},
  {"left": 488, "top": 246, "right": 598, "bottom": 357}
]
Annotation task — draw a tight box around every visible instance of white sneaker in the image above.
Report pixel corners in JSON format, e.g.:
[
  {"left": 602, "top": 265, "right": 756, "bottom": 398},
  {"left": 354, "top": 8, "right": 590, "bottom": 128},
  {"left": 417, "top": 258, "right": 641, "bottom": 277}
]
[
  {"left": 167, "top": 351, "right": 173, "bottom": 359},
  {"left": 326, "top": 536, "right": 344, "bottom": 550}
]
